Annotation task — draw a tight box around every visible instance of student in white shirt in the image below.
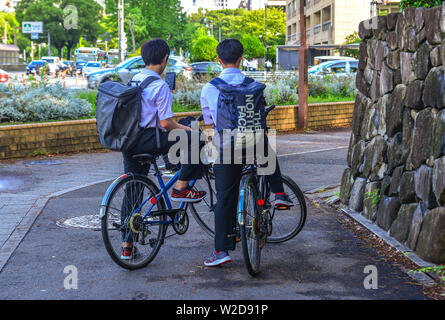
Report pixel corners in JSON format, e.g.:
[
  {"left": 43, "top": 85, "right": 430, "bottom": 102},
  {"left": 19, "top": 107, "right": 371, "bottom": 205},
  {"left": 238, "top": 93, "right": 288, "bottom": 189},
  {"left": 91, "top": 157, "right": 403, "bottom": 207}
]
[{"left": 200, "top": 39, "right": 293, "bottom": 267}]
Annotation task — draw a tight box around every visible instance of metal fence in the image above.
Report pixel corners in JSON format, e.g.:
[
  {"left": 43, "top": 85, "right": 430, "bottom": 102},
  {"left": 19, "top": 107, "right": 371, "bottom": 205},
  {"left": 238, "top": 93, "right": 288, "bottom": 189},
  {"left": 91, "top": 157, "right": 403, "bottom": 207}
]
[{"left": 242, "top": 71, "right": 298, "bottom": 83}]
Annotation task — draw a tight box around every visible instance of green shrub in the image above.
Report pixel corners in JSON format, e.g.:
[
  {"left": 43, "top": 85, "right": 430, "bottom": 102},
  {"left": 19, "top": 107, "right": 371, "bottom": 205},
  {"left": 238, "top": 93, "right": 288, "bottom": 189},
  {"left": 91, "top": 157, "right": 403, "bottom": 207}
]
[
  {"left": 190, "top": 36, "right": 218, "bottom": 62},
  {"left": 241, "top": 35, "right": 266, "bottom": 59},
  {"left": 0, "top": 82, "right": 92, "bottom": 123}
]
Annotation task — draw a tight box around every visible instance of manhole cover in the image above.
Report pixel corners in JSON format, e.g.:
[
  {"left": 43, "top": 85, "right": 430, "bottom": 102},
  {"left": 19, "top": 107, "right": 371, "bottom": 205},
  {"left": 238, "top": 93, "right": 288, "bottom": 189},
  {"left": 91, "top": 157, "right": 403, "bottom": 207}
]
[
  {"left": 57, "top": 214, "right": 102, "bottom": 230},
  {"left": 24, "top": 159, "right": 65, "bottom": 165}
]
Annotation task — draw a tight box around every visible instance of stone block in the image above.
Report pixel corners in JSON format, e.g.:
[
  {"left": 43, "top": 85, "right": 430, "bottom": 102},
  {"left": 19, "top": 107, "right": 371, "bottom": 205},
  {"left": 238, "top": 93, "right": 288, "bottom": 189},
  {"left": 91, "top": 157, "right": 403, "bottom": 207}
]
[
  {"left": 390, "top": 203, "right": 417, "bottom": 243},
  {"left": 432, "top": 156, "right": 445, "bottom": 206},
  {"left": 415, "top": 164, "right": 438, "bottom": 209},
  {"left": 400, "top": 171, "right": 416, "bottom": 203},
  {"left": 411, "top": 108, "right": 434, "bottom": 169},
  {"left": 340, "top": 168, "right": 354, "bottom": 205},
  {"left": 349, "top": 177, "right": 367, "bottom": 212},
  {"left": 377, "top": 196, "right": 401, "bottom": 231},
  {"left": 415, "top": 207, "right": 445, "bottom": 263},
  {"left": 423, "top": 66, "right": 445, "bottom": 109}
]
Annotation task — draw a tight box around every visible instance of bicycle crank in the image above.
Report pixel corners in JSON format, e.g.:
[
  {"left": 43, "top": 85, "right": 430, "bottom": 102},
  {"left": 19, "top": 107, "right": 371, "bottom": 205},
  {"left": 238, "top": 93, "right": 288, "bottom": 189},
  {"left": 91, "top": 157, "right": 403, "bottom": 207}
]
[{"left": 172, "top": 209, "right": 189, "bottom": 235}]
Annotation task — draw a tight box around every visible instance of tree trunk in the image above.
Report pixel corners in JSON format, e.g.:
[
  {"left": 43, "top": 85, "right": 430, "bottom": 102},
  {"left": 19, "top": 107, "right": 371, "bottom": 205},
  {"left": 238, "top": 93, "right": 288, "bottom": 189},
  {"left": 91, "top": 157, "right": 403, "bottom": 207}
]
[
  {"left": 65, "top": 43, "right": 73, "bottom": 61},
  {"left": 128, "top": 14, "right": 136, "bottom": 54}
]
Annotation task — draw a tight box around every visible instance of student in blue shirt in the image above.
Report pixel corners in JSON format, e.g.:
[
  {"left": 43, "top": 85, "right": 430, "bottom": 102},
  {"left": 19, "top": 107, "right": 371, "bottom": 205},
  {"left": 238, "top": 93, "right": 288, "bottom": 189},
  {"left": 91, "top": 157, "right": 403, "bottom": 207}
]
[
  {"left": 200, "top": 39, "right": 292, "bottom": 267},
  {"left": 121, "top": 39, "right": 206, "bottom": 260}
]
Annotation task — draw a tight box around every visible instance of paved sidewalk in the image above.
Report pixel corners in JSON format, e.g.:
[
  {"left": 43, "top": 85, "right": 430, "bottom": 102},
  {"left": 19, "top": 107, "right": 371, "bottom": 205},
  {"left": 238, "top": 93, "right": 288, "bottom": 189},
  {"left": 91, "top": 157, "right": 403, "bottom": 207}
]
[
  {"left": 0, "top": 128, "right": 432, "bottom": 299},
  {"left": 0, "top": 129, "right": 350, "bottom": 270}
]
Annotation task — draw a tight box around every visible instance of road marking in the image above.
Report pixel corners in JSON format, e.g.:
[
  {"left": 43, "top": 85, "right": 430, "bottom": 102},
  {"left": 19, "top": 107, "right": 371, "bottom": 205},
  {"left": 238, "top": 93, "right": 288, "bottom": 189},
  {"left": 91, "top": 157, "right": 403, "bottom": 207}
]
[{"left": 278, "top": 146, "right": 348, "bottom": 158}]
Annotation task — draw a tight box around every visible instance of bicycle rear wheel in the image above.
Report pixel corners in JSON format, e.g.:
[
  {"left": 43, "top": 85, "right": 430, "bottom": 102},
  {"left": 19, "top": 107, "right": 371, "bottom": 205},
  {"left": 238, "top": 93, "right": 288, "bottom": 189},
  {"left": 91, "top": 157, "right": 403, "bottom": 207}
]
[
  {"left": 101, "top": 174, "right": 167, "bottom": 270},
  {"left": 266, "top": 174, "right": 307, "bottom": 243},
  {"left": 188, "top": 166, "right": 216, "bottom": 237},
  {"left": 239, "top": 175, "right": 262, "bottom": 276}
]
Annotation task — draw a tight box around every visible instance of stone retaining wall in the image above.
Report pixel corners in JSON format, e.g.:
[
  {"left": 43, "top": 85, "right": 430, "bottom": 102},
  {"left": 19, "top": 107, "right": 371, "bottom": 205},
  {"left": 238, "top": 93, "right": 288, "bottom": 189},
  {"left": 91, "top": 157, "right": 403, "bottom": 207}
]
[
  {"left": 0, "top": 101, "right": 354, "bottom": 160},
  {"left": 340, "top": 4, "right": 445, "bottom": 264}
]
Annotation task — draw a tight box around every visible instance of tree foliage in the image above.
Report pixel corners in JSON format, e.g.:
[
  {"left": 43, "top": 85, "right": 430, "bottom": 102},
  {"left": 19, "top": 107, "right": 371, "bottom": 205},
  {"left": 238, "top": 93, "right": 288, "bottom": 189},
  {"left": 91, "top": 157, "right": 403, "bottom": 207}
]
[
  {"left": 400, "top": 0, "right": 444, "bottom": 9},
  {"left": 343, "top": 31, "right": 360, "bottom": 59},
  {"left": 240, "top": 35, "right": 265, "bottom": 59},
  {"left": 104, "top": 0, "right": 193, "bottom": 53},
  {"left": 15, "top": 0, "right": 103, "bottom": 60},
  {"left": 189, "top": 8, "right": 286, "bottom": 47},
  {"left": 190, "top": 36, "right": 218, "bottom": 62}
]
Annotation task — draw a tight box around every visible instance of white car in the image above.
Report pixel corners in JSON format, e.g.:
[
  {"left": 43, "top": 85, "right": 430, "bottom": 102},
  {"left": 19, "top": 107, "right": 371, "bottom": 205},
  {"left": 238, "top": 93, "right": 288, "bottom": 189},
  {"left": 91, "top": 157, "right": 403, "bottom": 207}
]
[
  {"left": 82, "top": 62, "right": 102, "bottom": 76},
  {"left": 41, "top": 56, "right": 61, "bottom": 74}
]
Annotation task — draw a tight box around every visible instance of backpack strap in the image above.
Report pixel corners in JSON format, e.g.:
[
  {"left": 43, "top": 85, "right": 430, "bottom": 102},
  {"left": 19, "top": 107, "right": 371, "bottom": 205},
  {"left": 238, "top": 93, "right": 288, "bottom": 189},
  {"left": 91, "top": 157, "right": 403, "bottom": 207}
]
[
  {"left": 241, "top": 77, "right": 255, "bottom": 86},
  {"left": 209, "top": 77, "right": 228, "bottom": 91},
  {"left": 138, "top": 75, "right": 159, "bottom": 89}
]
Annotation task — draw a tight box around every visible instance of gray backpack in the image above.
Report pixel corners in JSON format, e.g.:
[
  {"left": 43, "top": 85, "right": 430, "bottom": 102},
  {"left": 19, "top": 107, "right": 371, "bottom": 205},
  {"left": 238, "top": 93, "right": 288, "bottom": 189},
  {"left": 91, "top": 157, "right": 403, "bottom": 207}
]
[{"left": 95, "top": 76, "right": 158, "bottom": 153}]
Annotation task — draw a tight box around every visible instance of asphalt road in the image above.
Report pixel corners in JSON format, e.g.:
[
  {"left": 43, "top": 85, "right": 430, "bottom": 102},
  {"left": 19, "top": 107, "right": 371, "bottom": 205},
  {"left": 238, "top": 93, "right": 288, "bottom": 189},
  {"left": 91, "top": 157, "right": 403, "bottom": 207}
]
[{"left": 0, "top": 131, "right": 429, "bottom": 300}]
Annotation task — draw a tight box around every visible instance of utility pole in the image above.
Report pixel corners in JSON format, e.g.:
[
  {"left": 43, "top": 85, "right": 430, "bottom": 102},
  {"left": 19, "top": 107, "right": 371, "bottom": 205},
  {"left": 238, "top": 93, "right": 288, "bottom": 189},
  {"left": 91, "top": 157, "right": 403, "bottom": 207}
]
[
  {"left": 47, "top": 31, "right": 51, "bottom": 56},
  {"left": 265, "top": 1, "right": 268, "bottom": 61},
  {"left": 298, "top": 0, "right": 308, "bottom": 129},
  {"left": 118, "top": 0, "right": 125, "bottom": 62}
]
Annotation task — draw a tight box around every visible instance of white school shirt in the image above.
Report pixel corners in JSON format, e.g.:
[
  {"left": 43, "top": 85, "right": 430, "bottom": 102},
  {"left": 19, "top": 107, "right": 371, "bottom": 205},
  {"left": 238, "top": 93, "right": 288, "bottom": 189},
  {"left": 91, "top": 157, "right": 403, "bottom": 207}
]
[{"left": 131, "top": 68, "right": 175, "bottom": 130}]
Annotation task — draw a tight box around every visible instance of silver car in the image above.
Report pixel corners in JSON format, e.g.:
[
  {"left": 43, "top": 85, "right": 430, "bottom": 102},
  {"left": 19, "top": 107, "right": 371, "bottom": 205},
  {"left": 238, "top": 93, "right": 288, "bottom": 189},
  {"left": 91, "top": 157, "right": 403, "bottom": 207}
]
[{"left": 87, "top": 56, "right": 192, "bottom": 89}]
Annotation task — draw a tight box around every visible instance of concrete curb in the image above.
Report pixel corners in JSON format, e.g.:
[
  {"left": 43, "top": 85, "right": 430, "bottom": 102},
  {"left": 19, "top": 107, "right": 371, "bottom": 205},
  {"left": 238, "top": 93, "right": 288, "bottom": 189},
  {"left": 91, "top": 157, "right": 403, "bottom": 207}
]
[
  {"left": 305, "top": 185, "right": 439, "bottom": 287},
  {"left": 0, "top": 177, "right": 115, "bottom": 273}
]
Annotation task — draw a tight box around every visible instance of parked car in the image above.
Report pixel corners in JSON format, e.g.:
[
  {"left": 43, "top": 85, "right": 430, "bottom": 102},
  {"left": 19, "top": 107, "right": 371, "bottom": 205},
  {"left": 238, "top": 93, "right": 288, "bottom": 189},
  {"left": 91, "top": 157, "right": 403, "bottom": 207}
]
[
  {"left": 41, "top": 56, "right": 61, "bottom": 74},
  {"left": 165, "top": 56, "right": 193, "bottom": 78},
  {"left": 82, "top": 62, "right": 102, "bottom": 76},
  {"left": 0, "top": 69, "right": 9, "bottom": 83},
  {"left": 308, "top": 60, "right": 358, "bottom": 76},
  {"left": 26, "top": 60, "right": 49, "bottom": 75},
  {"left": 312, "top": 56, "right": 357, "bottom": 65},
  {"left": 87, "top": 56, "right": 192, "bottom": 89},
  {"left": 75, "top": 61, "right": 88, "bottom": 74},
  {"left": 190, "top": 62, "right": 222, "bottom": 78}
]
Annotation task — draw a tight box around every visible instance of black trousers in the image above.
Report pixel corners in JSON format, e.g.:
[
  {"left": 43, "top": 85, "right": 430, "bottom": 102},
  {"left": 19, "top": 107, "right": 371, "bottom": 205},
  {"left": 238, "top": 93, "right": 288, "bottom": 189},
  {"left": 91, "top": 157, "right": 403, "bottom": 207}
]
[{"left": 213, "top": 158, "right": 284, "bottom": 252}]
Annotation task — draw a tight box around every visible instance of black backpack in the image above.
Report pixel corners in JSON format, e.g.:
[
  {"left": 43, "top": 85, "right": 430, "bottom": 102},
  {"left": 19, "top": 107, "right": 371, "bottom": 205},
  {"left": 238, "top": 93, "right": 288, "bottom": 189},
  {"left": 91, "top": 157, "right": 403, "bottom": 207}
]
[
  {"left": 95, "top": 76, "right": 158, "bottom": 153},
  {"left": 210, "top": 76, "right": 267, "bottom": 150}
]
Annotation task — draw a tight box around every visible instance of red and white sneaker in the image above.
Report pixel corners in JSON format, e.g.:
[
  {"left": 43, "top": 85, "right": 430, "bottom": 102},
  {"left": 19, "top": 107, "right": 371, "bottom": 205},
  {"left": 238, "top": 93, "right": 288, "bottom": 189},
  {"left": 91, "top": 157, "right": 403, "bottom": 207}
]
[
  {"left": 274, "top": 192, "right": 294, "bottom": 209},
  {"left": 171, "top": 187, "right": 206, "bottom": 203}
]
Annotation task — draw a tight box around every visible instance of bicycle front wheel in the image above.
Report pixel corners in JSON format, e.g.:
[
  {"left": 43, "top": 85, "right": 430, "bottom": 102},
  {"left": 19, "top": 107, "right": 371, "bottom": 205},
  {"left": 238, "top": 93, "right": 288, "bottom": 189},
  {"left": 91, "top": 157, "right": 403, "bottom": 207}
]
[
  {"left": 101, "top": 174, "right": 167, "bottom": 270},
  {"left": 239, "top": 175, "right": 262, "bottom": 277},
  {"left": 266, "top": 174, "right": 307, "bottom": 243}
]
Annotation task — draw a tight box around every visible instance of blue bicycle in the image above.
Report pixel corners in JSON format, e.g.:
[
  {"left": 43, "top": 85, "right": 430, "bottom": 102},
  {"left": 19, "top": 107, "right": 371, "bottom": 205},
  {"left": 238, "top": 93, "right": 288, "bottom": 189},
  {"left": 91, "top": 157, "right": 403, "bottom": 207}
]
[{"left": 100, "top": 155, "right": 216, "bottom": 270}]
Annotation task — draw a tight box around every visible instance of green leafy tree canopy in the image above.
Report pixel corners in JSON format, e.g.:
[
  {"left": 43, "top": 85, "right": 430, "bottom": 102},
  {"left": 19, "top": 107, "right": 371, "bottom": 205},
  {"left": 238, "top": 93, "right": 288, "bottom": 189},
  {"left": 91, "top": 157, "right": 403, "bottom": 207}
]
[
  {"left": 400, "top": 0, "right": 444, "bottom": 9},
  {"left": 190, "top": 36, "right": 218, "bottom": 62},
  {"left": 241, "top": 35, "right": 265, "bottom": 59}
]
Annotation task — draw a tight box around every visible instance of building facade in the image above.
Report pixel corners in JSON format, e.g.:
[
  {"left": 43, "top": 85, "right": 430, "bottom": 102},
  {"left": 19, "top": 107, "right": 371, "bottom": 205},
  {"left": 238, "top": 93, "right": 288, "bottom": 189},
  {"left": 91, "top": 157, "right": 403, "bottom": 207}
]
[{"left": 285, "top": 0, "right": 400, "bottom": 46}]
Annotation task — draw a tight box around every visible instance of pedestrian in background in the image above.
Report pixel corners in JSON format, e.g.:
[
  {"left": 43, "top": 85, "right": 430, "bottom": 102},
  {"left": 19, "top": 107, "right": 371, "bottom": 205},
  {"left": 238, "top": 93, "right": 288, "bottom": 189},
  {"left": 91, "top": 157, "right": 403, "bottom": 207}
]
[{"left": 265, "top": 59, "right": 272, "bottom": 72}]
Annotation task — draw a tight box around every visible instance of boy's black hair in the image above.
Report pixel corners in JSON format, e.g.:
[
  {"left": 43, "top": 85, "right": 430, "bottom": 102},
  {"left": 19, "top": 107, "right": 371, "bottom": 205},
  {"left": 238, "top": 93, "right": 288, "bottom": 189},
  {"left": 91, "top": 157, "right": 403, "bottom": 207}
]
[
  {"left": 217, "top": 39, "right": 244, "bottom": 64},
  {"left": 141, "top": 38, "right": 170, "bottom": 66}
]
